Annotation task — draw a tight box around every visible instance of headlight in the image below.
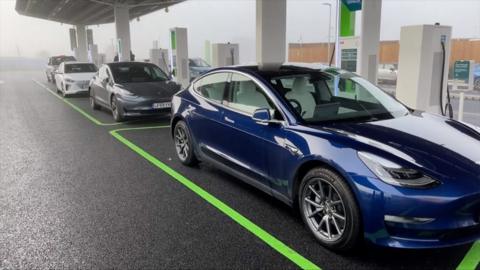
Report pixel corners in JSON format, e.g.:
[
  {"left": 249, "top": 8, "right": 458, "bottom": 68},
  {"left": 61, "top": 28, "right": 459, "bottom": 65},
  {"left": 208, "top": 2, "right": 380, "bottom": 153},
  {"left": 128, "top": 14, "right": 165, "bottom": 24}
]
[
  {"left": 358, "top": 152, "right": 439, "bottom": 188},
  {"left": 117, "top": 88, "right": 135, "bottom": 97},
  {"left": 65, "top": 78, "right": 75, "bottom": 83}
]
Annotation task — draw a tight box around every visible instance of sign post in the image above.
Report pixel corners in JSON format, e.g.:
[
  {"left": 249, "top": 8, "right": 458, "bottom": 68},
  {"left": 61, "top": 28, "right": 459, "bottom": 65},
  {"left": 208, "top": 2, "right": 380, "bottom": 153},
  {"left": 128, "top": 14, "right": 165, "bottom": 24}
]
[{"left": 453, "top": 60, "right": 474, "bottom": 91}]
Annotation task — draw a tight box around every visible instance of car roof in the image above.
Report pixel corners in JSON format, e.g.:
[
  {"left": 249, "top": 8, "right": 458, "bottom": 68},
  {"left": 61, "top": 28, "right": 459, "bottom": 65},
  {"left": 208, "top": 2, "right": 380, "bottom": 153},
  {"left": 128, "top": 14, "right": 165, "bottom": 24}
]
[
  {"left": 63, "top": 61, "right": 94, "bottom": 65},
  {"left": 210, "top": 62, "right": 340, "bottom": 77},
  {"left": 50, "top": 55, "right": 75, "bottom": 59},
  {"left": 107, "top": 61, "right": 156, "bottom": 67}
]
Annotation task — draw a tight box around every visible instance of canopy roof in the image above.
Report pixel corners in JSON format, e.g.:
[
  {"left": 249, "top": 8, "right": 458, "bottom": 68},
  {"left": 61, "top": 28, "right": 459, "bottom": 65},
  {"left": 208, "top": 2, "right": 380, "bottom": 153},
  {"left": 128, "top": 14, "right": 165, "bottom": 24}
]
[{"left": 15, "top": 0, "right": 184, "bottom": 25}]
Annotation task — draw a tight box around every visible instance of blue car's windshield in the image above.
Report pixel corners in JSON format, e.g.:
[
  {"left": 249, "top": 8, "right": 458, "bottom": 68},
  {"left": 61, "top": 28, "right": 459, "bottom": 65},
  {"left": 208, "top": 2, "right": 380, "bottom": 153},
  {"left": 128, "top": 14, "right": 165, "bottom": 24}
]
[{"left": 268, "top": 70, "right": 409, "bottom": 123}]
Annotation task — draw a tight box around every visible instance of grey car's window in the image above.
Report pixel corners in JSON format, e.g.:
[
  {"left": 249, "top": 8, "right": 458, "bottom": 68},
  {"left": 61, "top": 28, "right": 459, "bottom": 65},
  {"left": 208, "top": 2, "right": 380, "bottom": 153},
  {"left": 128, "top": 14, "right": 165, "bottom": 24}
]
[
  {"left": 99, "top": 66, "right": 109, "bottom": 79},
  {"left": 194, "top": 72, "right": 229, "bottom": 102},
  {"left": 226, "top": 73, "right": 275, "bottom": 115},
  {"left": 110, "top": 64, "right": 168, "bottom": 83}
]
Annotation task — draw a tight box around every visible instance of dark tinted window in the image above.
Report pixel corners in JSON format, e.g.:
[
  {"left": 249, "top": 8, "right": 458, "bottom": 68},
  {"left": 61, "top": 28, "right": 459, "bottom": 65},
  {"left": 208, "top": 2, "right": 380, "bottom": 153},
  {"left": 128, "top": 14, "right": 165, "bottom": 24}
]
[
  {"left": 110, "top": 64, "right": 168, "bottom": 83},
  {"left": 51, "top": 56, "right": 76, "bottom": 66},
  {"left": 194, "top": 72, "right": 229, "bottom": 102},
  {"left": 189, "top": 58, "right": 210, "bottom": 67},
  {"left": 65, "top": 63, "right": 97, "bottom": 73}
]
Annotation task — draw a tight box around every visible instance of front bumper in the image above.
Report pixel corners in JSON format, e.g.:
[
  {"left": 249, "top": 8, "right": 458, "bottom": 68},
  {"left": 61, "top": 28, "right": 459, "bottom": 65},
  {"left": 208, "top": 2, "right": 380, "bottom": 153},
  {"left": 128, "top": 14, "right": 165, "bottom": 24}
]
[
  {"left": 353, "top": 175, "right": 480, "bottom": 249},
  {"left": 117, "top": 96, "right": 171, "bottom": 117},
  {"left": 64, "top": 81, "right": 90, "bottom": 94}
]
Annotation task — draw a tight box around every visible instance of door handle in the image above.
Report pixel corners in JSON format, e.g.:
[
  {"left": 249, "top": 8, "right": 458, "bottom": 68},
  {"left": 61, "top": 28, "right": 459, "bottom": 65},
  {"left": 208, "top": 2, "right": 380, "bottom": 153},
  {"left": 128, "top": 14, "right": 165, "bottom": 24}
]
[
  {"left": 224, "top": 116, "right": 235, "bottom": 124},
  {"left": 284, "top": 143, "right": 301, "bottom": 156}
]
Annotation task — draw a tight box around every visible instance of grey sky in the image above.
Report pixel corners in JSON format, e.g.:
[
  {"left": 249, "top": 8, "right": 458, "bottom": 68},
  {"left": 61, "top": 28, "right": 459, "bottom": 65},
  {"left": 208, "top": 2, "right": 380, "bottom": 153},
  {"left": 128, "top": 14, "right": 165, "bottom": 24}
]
[{"left": 1, "top": 0, "right": 479, "bottom": 62}]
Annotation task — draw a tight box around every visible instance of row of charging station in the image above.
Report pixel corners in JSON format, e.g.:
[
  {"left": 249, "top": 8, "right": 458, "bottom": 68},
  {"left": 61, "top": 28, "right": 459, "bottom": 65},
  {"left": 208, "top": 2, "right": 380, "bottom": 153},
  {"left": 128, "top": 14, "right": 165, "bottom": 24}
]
[
  {"left": 338, "top": 24, "right": 453, "bottom": 118},
  {"left": 147, "top": 27, "right": 240, "bottom": 88}
]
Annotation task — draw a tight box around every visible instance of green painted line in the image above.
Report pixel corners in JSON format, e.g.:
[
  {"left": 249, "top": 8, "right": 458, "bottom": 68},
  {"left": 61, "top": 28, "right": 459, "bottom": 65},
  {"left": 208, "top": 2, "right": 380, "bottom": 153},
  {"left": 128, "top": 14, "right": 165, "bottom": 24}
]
[
  {"left": 457, "top": 241, "right": 480, "bottom": 270},
  {"left": 32, "top": 79, "right": 123, "bottom": 126},
  {"left": 110, "top": 127, "right": 321, "bottom": 270}
]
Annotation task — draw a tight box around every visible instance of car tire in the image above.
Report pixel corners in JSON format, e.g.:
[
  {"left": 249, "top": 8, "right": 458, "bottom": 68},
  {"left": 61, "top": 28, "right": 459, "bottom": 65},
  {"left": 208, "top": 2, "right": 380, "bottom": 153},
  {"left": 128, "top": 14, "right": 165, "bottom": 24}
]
[
  {"left": 173, "top": 120, "right": 198, "bottom": 166},
  {"left": 61, "top": 84, "right": 68, "bottom": 98},
  {"left": 90, "top": 89, "right": 100, "bottom": 110},
  {"left": 111, "top": 96, "right": 124, "bottom": 122},
  {"left": 298, "top": 167, "right": 362, "bottom": 252}
]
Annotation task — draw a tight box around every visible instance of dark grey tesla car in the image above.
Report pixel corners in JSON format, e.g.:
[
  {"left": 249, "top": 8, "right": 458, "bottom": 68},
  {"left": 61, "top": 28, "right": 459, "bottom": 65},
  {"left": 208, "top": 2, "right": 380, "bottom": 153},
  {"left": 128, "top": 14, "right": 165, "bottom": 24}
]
[{"left": 89, "top": 62, "right": 181, "bottom": 121}]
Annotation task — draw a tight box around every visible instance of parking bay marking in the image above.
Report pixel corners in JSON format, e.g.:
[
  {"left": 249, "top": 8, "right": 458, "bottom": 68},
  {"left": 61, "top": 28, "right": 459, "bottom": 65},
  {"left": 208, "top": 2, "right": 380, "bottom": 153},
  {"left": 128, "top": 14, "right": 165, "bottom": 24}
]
[
  {"left": 110, "top": 126, "right": 321, "bottom": 270},
  {"left": 32, "top": 79, "right": 123, "bottom": 126},
  {"left": 456, "top": 241, "right": 480, "bottom": 270}
]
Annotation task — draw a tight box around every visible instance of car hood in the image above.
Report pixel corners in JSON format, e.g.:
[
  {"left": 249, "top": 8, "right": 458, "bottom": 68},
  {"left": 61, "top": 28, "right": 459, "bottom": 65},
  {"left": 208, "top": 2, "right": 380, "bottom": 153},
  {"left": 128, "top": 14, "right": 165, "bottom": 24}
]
[
  {"left": 116, "top": 81, "right": 181, "bottom": 98},
  {"left": 318, "top": 112, "right": 480, "bottom": 178}
]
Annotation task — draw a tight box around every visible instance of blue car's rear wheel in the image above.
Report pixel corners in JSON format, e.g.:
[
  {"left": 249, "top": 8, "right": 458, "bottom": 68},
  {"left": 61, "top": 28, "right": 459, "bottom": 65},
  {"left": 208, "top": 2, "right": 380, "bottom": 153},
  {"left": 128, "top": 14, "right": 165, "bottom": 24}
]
[
  {"left": 299, "top": 167, "right": 361, "bottom": 251},
  {"left": 174, "top": 121, "right": 198, "bottom": 166}
]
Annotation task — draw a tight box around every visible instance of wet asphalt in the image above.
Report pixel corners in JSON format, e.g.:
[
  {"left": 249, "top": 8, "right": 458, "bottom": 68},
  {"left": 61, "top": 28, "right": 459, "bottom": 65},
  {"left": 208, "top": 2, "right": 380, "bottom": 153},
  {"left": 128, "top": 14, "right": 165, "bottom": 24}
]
[{"left": 0, "top": 70, "right": 477, "bottom": 269}]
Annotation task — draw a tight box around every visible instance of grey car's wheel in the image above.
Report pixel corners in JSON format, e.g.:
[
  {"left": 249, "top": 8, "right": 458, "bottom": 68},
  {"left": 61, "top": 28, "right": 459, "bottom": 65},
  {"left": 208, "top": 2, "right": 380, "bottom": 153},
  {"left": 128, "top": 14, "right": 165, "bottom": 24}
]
[
  {"left": 475, "top": 78, "right": 480, "bottom": 90},
  {"left": 90, "top": 89, "right": 100, "bottom": 110},
  {"left": 299, "top": 167, "right": 361, "bottom": 251},
  {"left": 174, "top": 121, "right": 198, "bottom": 166},
  {"left": 111, "top": 96, "right": 124, "bottom": 122}
]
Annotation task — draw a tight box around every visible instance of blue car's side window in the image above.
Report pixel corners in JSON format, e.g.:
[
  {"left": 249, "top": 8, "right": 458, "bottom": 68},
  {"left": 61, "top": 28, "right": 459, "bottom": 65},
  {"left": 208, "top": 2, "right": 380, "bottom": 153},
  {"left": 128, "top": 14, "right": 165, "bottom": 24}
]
[
  {"left": 193, "top": 72, "right": 229, "bottom": 103},
  {"left": 225, "top": 73, "right": 276, "bottom": 116}
]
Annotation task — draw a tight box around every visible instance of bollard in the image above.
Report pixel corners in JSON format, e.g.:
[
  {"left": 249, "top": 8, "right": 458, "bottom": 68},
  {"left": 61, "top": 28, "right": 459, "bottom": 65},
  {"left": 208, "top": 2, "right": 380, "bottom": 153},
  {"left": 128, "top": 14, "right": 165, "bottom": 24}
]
[{"left": 458, "top": 92, "right": 465, "bottom": 122}]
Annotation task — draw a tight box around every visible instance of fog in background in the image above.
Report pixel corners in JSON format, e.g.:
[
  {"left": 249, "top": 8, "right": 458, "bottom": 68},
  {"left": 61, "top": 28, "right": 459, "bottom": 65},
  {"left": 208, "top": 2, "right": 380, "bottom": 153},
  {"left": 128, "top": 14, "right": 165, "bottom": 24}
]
[{"left": 1, "top": 0, "right": 480, "bottom": 63}]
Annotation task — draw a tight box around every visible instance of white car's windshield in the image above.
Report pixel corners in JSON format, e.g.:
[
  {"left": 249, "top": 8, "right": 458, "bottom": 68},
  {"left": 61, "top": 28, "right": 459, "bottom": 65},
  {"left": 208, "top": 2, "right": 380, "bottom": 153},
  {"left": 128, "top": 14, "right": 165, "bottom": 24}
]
[
  {"left": 269, "top": 70, "right": 409, "bottom": 123},
  {"left": 65, "top": 63, "right": 97, "bottom": 73}
]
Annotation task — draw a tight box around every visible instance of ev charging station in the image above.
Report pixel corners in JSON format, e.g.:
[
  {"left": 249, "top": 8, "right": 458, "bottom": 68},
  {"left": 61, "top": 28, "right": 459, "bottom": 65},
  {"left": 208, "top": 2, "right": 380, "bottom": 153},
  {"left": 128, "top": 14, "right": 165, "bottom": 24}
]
[
  {"left": 170, "top": 27, "right": 189, "bottom": 88},
  {"left": 211, "top": 43, "right": 240, "bottom": 68},
  {"left": 150, "top": 41, "right": 170, "bottom": 75},
  {"left": 396, "top": 24, "right": 452, "bottom": 116}
]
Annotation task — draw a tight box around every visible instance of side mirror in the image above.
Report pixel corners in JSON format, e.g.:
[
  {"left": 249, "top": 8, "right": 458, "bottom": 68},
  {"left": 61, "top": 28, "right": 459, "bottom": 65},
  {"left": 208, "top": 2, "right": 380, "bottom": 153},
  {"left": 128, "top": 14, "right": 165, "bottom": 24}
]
[{"left": 252, "top": 108, "right": 272, "bottom": 125}]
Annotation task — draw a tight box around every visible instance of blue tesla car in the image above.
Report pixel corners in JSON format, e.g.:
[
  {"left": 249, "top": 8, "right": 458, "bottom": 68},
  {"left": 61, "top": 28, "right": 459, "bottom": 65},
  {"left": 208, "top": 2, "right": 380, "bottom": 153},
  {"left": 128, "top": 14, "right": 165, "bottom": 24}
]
[{"left": 170, "top": 64, "right": 480, "bottom": 251}]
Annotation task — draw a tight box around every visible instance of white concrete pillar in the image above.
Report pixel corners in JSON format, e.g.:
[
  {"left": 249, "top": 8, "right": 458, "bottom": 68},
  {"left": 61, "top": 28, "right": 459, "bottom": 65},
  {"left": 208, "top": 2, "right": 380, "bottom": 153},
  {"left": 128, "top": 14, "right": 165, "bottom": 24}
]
[
  {"left": 256, "top": 0, "right": 286, "bottom": 69},
  {"left": 114, "top": 4, "right": 131, "bottom": 62},
  {"left": 358, "top": 0, "right": 382, "bottom": 83},
  {"left": 75, "top": 25, "right": 88, "bottom": 62}
]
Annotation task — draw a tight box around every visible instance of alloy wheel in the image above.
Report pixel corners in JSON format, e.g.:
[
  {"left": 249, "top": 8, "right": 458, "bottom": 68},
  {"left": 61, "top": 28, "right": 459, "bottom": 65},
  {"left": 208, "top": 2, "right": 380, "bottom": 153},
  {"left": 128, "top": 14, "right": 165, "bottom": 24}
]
[
  {"left": 174, "top": 126, "right": 189, "bottom": 161},
  {"left": 111, "top": 98, "right": 119, "bottom": 119},
  {"left": 302, "top": 178, "right": 347, "bottom": 242}
]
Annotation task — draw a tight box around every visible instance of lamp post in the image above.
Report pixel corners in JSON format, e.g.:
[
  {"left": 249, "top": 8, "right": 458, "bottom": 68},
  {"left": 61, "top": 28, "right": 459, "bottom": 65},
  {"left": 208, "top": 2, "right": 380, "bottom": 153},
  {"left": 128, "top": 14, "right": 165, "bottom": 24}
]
[{"left": 323, "top": 3, "right": 332, "bottom": 65}]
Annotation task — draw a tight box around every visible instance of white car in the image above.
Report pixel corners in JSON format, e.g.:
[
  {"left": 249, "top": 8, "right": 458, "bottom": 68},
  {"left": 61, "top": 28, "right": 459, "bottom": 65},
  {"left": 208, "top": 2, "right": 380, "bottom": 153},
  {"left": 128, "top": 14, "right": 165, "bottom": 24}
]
[
  {"left": 377, "top": 63, "right": 398, "bottom": 85},
  {"left": 55, "top": 62, "right": 98, "bottom": 97},
  {"left": 46, "top": 55, "right": 76, "bottom": 83}
]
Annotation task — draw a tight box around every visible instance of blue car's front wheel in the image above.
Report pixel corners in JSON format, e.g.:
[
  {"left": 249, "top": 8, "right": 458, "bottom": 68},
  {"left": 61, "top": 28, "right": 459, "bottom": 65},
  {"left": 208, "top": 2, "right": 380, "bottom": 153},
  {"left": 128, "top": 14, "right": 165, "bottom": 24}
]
[{"left": 299, "top": 167, "right": 362, "bottom": 251}]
